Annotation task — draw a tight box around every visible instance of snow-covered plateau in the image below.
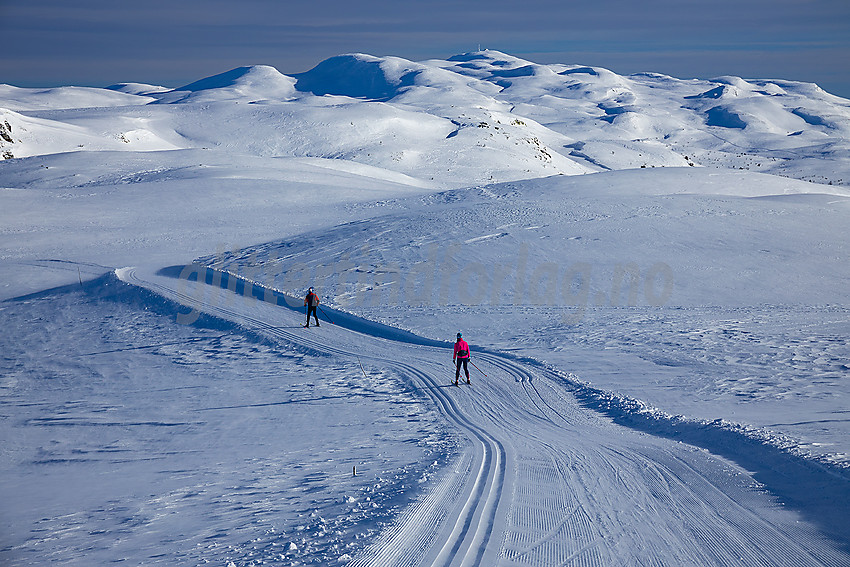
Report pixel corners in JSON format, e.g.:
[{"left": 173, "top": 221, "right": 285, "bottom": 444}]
[{"left": 1, "top": 50, "right": 849, "bottom": 566}]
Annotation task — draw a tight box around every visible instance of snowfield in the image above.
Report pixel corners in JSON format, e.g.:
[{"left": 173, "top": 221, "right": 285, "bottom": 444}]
[{"left": 2, "top": 51, "right": 850, "bottom": 566}]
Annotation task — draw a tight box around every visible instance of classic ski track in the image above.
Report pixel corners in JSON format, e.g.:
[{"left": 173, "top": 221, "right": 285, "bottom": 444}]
[
  {"left": 118, "top": 267, "right": 506, "bottom": 567},
  {"left": 459, "top": 353, "right": 839, "bottom": 566},
  {"left": 397, "top": 364, "right": 506, "bottom": 567},
  {"left": 465, "top": 354, "right": 609, "bottom": 566},
  {"left": 117, "top": 266, "right": 848, "bottom": 567}
]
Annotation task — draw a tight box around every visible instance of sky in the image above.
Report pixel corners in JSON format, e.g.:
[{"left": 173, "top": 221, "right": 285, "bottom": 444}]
[{"left": 1, "top": 0, "right": 849, "bottom": 98}]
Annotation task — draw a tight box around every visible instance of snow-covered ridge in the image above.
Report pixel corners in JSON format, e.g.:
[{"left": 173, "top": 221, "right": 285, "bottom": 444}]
[
  {"left": 152, "top": 65, "right": 297, "bottom": 104},
  {"left": 2, "top": 50, "right": 848, "bottom": 187}
]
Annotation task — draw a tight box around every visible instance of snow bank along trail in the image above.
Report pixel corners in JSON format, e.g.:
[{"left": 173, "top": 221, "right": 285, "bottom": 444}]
[{"left": 118, "top": 265, "right": 850, "bottom": 566}]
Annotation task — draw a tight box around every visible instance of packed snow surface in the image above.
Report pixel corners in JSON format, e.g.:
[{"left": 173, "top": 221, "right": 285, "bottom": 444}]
[{"left": 1, "top": 51, "right": 850, "bottom": 566}]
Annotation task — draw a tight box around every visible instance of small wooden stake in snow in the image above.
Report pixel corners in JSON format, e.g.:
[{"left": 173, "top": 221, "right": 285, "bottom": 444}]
[
  {"left": 353, "top": 465, "right": 357, "bottom": 477},
  {"left": 358, "top": 357, "right": 368, "bottom": 379}
]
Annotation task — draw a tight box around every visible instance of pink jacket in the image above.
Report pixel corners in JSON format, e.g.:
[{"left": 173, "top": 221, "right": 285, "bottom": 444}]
[{"left": 454, "top": 339, "right": 470, "bottom": 360}]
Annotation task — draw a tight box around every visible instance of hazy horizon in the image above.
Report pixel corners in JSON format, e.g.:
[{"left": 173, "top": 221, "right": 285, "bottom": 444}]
[{"left": 2, "top": 0, "right": 849, "bottom": 98}]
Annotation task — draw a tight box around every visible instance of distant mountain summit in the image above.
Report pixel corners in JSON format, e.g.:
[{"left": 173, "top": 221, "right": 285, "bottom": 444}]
[
  {"left": 153, "top": 65, "right": 297, "bottom": 103},
  {"left": 2, "top": 51, "right": 849, "bottom": 186},
  {"left": 293, "top": 54, "right": 417, "bottom": 100}
]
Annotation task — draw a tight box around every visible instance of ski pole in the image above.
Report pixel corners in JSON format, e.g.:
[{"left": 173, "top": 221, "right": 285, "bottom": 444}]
[
  {"left": 470, "top": 360, "right": 487, "bottom": 377},
  {"left": 319, "top": 306, "right": 335, "bottom": 325}
]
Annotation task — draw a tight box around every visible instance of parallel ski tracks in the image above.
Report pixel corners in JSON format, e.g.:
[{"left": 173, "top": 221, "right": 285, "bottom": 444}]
[
  {"left": 119, "top": 267, "right": 506, "bottom": 567},
  {"left": 118, "top": 266, "right": 850, "bottom": 567}
]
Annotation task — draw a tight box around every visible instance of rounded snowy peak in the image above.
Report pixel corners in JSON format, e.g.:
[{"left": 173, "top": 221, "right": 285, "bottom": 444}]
[
  {"left": 293, "top": 51, "right": 554, "bottom": 102},
  {"left": 446, "top": 50, "right": 544, "bottom": 76},
  {"left": 294, "top": 54, "right": 427, "bottom": 100},
  {"left": 447, "top": 49, "right": 531, "bottom": 66},
  {"left": 155, "top": 65, "right": 297, "bottom": 103},
  {"left": 443, "top": 50, "right": 612, "bottom": 91}
]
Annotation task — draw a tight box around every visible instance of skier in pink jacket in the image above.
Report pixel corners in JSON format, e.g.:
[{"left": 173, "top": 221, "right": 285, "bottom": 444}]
[{"left": 453, "top": 332, "right": 471, "bottom": 385}]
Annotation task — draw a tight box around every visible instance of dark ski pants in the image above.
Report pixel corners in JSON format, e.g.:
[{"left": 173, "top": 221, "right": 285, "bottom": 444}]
[
  {"left": 455, "top": 358, "right": 469, "bottom": 382},
  {"left": 306, "top": 306, "right": 319, "bottom": 326}
]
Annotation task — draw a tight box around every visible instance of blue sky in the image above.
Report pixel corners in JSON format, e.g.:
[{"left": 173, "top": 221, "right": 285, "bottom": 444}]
[{"left": 2, "top": 0, "right": 849, "bottom": 98}]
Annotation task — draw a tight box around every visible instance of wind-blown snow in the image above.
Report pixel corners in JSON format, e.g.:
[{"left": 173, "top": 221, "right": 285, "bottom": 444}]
[{"left": 2, "top": 50, "right": 850, "bottom": 566}]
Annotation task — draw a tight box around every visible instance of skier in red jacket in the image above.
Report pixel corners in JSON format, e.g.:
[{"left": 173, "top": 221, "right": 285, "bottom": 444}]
[
  {"left": 453, "top": 332, "right": 471, "bottom": 385},
  {"left": 304, "top": 287, "right": 320, "bottom": 327}
]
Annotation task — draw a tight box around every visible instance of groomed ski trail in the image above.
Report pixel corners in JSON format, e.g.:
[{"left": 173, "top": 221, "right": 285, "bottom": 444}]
[{"left": 117, "top": 265, "right": 849, "bottom": 567}]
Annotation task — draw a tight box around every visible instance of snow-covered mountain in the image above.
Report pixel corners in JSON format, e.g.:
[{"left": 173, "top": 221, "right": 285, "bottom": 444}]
[
  {"left": 2, "top": 52, "right": 850, "bottom": 566},
  {"left": 2, "top": 50, "right": 849, "bottom": 185}
]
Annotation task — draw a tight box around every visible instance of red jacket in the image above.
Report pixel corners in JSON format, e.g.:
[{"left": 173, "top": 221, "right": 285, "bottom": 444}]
[{"left": 454, "top": 339, "right": 470, "bottom": 360}]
